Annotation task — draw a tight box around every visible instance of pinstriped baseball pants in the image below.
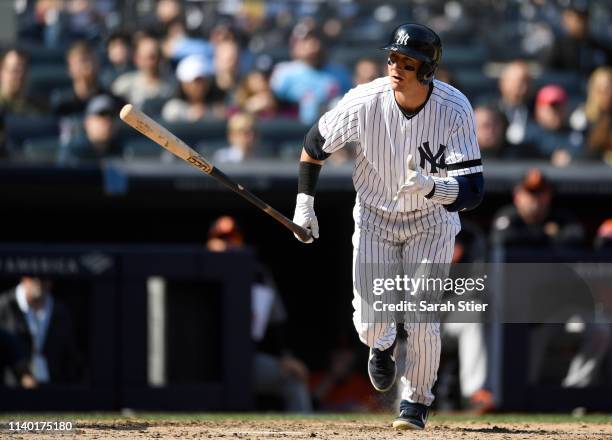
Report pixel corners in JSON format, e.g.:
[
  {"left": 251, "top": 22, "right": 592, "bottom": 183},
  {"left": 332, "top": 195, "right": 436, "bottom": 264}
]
[{"left": 351, "top": 199, "right": 460, "bottom": 405}]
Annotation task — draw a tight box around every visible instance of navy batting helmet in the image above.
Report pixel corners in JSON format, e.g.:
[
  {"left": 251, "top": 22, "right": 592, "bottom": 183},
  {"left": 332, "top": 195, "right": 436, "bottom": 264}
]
[{"left": 381, "top": 23, "right": 442, "bottom": 85}]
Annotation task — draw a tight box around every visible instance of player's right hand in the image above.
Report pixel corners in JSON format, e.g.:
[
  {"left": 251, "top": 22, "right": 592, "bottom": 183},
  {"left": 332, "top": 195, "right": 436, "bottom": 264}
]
[
  {"left": 393, "top": 154, "right": 435, "bottom": 200},
  {"left": 293, "top": 193, "right": 319, "bottom": 243}
]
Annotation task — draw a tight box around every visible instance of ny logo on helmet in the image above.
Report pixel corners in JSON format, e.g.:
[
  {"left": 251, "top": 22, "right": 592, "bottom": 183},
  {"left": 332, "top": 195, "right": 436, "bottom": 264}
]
[{"left": 395, "top": 32, "right": 410, "bottom": 46}]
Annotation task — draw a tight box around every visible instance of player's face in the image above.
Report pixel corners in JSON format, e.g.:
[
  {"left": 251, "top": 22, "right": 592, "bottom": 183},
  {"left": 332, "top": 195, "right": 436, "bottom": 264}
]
[{"left": 387, "top": 52, "right": 421, "bottom": 90}]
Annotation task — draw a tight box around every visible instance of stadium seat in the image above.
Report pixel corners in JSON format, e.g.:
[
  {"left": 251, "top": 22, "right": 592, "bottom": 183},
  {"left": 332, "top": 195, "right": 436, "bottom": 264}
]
[
  {"left": 5, "top": 114, "right": 60, "bottom": 148},
  {"left": 16, "top": 43, "right": 66, "bottom": 64},
  {"left": 26, "top": 64, "right": 71, "bottom": 97},
  {"left": 257, "top": 119, "right": 308, "bottom": 154},
  {"left": 336, "top": 24, "right": 388, "bottom": 47},
  {"left": 329, "top": 46, "right": 382, "bottom": 69},
  {"left": 443, "top": 44, "right": 488, "bottom": 68},
  {"left": 141, "top": 97, "right": 171, "bottom": 118},
  {"left": 21, "top": 136, "right": 60, "bottom": 163},
  {"left": 260, "top": 46, "right": 291, "bottom": 64},
  {"left": 166, "top": 120, "right": 228, "bottom": 146},
  {"left": 533, "top": 71, "right": 585, "bottom": 96},
  {"left": 122, "top": 139, "right": 163, "bottom": 161},
  {"left": 454, "top": 69, "right": 498, "bottom": 101},
  {"left": 278, "top": 142, "right": 302, "bottom": 161},
  {"left": 195, "top": 139, "right": 228, "bottom": 159},
  {"left": 118, "top": 119, "right": 228, "bottom": 149}
]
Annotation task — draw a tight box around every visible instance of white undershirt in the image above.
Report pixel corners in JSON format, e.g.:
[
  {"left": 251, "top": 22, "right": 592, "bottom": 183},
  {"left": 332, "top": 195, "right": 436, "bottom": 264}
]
[{"left": 15, "top": 284, "right": 53, "bottom": 383}]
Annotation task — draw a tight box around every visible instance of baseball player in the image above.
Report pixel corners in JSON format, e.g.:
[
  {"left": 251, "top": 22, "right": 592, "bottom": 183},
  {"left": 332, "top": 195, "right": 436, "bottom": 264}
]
[{"left": 293, "top": 23, "right": 484, "bottom": 429}]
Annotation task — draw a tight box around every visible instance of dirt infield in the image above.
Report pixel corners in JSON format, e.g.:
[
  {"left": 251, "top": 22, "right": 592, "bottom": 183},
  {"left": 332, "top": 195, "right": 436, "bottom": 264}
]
[{"left": 3, "top": 416, "right": 612, "bottom": 440}]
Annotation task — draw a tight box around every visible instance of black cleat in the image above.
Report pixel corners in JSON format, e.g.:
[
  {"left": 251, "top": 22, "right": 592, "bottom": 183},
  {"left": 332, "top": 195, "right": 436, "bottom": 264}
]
[
  {"left": 367, "top": 341, "right": 396, "bottom": 392},
  {"left": 393, "top": 400, "right": 429, "bottom": 430}
]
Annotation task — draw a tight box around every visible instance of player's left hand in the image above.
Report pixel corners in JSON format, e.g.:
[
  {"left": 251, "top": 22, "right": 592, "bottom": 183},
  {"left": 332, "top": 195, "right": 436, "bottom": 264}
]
[
  {"left": 292, "top": 193, "right": 319, "bottom": 243},
  {"left": 393, "top": 154, "right": 434, "bottom": 200}
]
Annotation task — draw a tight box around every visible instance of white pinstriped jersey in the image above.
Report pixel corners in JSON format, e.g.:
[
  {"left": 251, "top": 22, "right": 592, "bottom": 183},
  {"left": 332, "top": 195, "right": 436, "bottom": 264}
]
[{"left": 318, "top": 77, "right": 482, "bottom": 213}]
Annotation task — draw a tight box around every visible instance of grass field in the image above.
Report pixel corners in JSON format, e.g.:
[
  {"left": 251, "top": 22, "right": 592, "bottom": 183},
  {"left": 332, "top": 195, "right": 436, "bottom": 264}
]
[{"left": 2, "top": 412, "right": 612, "bottom": 439}]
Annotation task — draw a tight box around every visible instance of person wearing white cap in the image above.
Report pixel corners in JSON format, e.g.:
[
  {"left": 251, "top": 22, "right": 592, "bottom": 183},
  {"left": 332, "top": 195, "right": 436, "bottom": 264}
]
[{"left": 161, "top": 54, "right": 225, "bottom": 122}]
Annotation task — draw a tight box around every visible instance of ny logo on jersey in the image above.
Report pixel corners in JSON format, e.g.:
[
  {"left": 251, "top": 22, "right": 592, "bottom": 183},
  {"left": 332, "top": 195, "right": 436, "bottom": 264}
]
[
  {"left": 395, "top": 32, "right": 410, "bottom": 46},
  {"left": 418, "top": 142, "right": 446, "bottom": 173}
]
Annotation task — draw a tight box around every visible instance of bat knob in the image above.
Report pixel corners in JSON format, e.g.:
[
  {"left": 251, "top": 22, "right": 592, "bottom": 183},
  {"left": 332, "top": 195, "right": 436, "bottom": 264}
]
[{"left": 295, "top": 228, "right": 313, "bottom": 243}]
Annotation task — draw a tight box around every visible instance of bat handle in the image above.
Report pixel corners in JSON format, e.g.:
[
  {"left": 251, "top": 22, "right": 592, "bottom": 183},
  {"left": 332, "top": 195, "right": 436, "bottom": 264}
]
[{"left": 292, "top": 225, "right": 313, "bottom": 243}]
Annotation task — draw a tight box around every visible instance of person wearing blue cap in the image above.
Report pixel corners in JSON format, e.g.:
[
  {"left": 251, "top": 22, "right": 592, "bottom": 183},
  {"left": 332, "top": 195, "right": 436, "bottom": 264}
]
[{"left": 57, "top": 94, "right": 124, "bottom": 164}]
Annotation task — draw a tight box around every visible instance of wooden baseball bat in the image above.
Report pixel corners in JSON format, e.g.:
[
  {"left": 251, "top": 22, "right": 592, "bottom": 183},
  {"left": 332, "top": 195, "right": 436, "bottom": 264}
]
[{"left": 119, "top": 104, "right": 312, "bottom": 242}]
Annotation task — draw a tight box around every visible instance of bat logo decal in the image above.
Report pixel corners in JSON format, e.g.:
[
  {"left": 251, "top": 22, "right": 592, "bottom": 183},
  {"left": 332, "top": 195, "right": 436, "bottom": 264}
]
[{"left": 187, "top": 155, "right": 212, "bottom": 173}]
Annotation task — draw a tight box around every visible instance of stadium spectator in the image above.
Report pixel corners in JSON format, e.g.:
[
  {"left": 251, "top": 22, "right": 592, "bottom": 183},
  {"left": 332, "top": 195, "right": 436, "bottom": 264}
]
[
  {"left": 270, "top": 26, "right": 344, "bottom": 124},
  {"left": 0, "top": 48, "right": 48, "bottom": 115},
  {"left": 152, "top": 0, "right": 183, "bottom": 38},
  {"left": 32, "top": 0, "right": 106, "bottom": 48},
  {"left": 101, "top": 32, "right": 134, "bottom": 88},
  {"left": 233, "top": 71, "right": 280, "bottom": 118},
  {"left": 208, "top": 19, "right": 261, "bottom": 73},
  {"left": 496, "top": 60, "right": 533, "bottom": 148},
  {"left": 161, "top": 18, "right": 188, "bottom": 60},
  {"left": 523, "top": 84, "right": 582, "bottom": 164},
  {"left": 474, "top": 105, "right": 510, "bottom": 160},
  {"left": 546, "top": 1, "right": 612, "bottom": 76},
  {"left": 208, "top": 21, "right": 241, "bottom": 47},
  {"left": 310, "top": 335, "right": 380, "bottom": 412},
  {"left": 51, "top": 40, "right": 122, "bottom": 148},
  {"left": 21, "top": 0, "right": 61, "bottom": 46},
  {"left": 353, "top": 57, "right": 382, "bottom": 86},
  {"left": 206, "top": 216, "right": 312, "bottom": 412},
  {"left": 491, "top": 168, "right": 584, "bottom": 248},
  {"left": 0, "top": 276, "right": 80, "bottom": 384},
  {"left": 209, "top": 39, "right": 243, "bottom": 106},
  {"left": 57, "top": 94, "right": 123, "bottom": 164},
  {"left": 51, "top": 41, "right": 108, "bottom": 116},
  {"left": 0, "top": 328, "right": 36, "bottom": 388},
  {"left": 213, "top": 112, "right": 259, "bottom": 163},
  {"left": 161, "top": 55, "right": 224, "bottom": 122},
  {"left": 112, "top": 33, "right": 175, "bottom": 110},
  {"left": 594, "top": 218, "right": 612, "bottom": 251},
  {"left": 440, "top": 222, "right": 495, "bottom": 414},
  {"left": 571, "top": 67, "right": 612, "bottom": 163},
  {"left": 161, "top": 18, "right": 213, "bottom": 63}
]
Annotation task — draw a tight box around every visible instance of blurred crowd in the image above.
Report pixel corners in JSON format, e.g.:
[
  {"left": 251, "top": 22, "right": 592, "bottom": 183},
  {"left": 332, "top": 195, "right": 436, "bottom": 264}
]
[
  {"left": 1, "top": 0, "right": 612, "bottom": 413},
  {"left": 0, "top": 0, "right": 608, "bottom": 165}
]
